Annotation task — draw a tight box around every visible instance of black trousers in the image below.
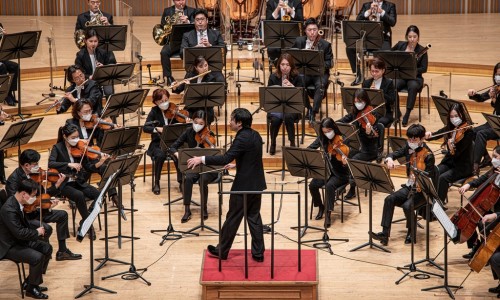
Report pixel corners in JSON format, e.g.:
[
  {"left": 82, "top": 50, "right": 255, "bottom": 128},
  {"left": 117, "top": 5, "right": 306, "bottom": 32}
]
[
  {"left": 268, "top": 113, "right": 300, "bottom": 145},
  {"left": 218, "top": 193, "right": 264, "bottom": 259},
  {"left": 0, "top": 150, "right": 5, "bottom": 180},
  {"left": 4, "top": 241, "right": 52, "bottom": 286},
  {"left": 380, "top": 186, "right": 426, "bottom": 236},
  {"left": 302, "top": 74, "right": 330, "bottom": 114},
  {"left": 395, "top": 78, "right": 423, "bottom": 111},
  {"left": 473, "top": 122, "right": 499, "bottom": 164},
  {"left": 182, "top": 172, "right": 219, "bottom": 206},
  {"left": 437, "top": 163, "right": 471, "bottom": 203},
  {"left": 160, "top": 44, "right": 174, "bottom": 80},
  {"left": 346, "top": 39, "right": 391, "bottom": 73},
  {"left": 60, "top": 182, "right": 100, "bottom": 220},
  {"left": 309, "top": 175, "right": 348, "bottom": 212},
  {"left": 0, "top": 60, "right": 19, "bottom": 91},
  {"left": 149, "top": 147, "right": 182, "bottom": 184},
  {"left": 490, "top": 251, "right": 500, "bottom": 280},
  {"left": 27, "top": 209, "right": 69, "bottom": 243}
]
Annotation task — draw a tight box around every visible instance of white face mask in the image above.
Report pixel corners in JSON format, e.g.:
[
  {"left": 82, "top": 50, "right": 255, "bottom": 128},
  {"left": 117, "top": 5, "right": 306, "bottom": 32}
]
[
  {"left": 81, "top": 113, "right": 92, "bottom": 121},
  {"left": 30, "top": 165, "right": 40, "bottom": 173},
  {"left": 408, "top": 142, "right": 419, "bottom": 150},
  {"left": 158, "top": 101, "right": 170, "bottom": 111},
  {"left": 492, "top": 158, "right": 500, "bottom": 168},
  {"left": 355, "top": 102, "right": 366, "bottom": 111},
  {"left": 67, "top": 137, "right": 80, "bottom": 147},
  {"left": 193, "top": 123, "right": 204, "bottom": 133},
  {"left": 495, "top": 75, "right": 500, "bottom": 85},
  {"left": 450, "top": 117, "right": 462, "bottom": 127},
  {"left": 325, "top": 131, "right": 335, "bottom": 140},
  {"left": 26, "top": 195, "right": 37, "bottom": 205}
]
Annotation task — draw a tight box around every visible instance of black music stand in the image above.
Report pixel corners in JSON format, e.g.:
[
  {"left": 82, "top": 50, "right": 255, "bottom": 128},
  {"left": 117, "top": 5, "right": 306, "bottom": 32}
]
[
  {"left": 349, "top": 159, "right": 394, "bottom": 253},
  {"left": 183, "top": 47, "right": 225, "bottom": 72},
  {"left": 0, "top": 30, "right": 41, "bottom": 119},
  {"left": 387, "top": 136, "right": 408, "bottom": 164},
  {"left": 169, "top": 24, "right": 195, "bottom": 55},
  {"left": 342, "top": 21, "right": 383, "bottom": 51},
  {"left": 93, "top": 63, "right": 136, "bottom": 88},
  {"left": 179, "top": 148, "right": 225, "bottom": 234},
  {"left": 262, "top": 20, "right": 302, "bottom": 71},
  {"left": 283, "top": 147, "right": 330, "bottom": 238},
  {"left": 484, "top": 113, "right": 500, "bottom": 137},
  {"left": 432, "top": 96, "right": 474, "bottom": 126},
  {"left": 261, "top": 86, "right": 304, "bottom": 179},
  {"left": 75, "top": 172, "right": 118, "bottom": 299},
  {"left": 340, "top": 87, "right": 386, "bottom": 117},
  {"left": 0, "top": 118, "right": 43, "bottom": 158},
  {"left": 337, "top": 122, "right": 360, "bottom": 151},
  {"left": 88, "top": 25, "right": 128, "bottom": 52},
  {"left": 0, "top": 74, "right": 13, "bottom": 104},
  {"left": 101, "top": 89, "right": 149, "bottom": 124}
]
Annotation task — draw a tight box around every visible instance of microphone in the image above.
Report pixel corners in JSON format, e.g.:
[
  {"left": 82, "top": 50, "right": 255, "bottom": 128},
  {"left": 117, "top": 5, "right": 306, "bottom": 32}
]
[{"left": 144, "top": 120, "right": 160, "bottom": 126}]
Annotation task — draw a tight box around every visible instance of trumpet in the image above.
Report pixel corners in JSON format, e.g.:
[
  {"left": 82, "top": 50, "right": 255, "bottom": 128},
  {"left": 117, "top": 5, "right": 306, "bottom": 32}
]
[
  {"left": 167, "top": 70, "right": 211, "bottom": 89},
  {"left": 369, "top": 0, "right": 379, "bottom": 22},
  {"left": 281, "top": 0, "right": 291, "bottom": 21},
  {"left": 44, "top": 79, "right": 89, "bottom": 113}
]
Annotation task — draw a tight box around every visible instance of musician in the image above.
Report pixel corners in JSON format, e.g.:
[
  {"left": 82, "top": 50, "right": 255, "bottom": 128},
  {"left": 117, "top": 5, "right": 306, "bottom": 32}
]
[
  {"left": 159, "top": 0, "right": 196, "bottom": 85},
  {"left": 425, "top": 104, "right": 474, "bottom": 203},
  {"left": 392, "top": 25, "right": 428, "bottom": 126},
  {"left": 267, "top": 53, "right": 302, "bottom": 155},
  {"left": 179, "top": 9, "right": 225, "bottom": 60},
  {"left": 308, "top": 118, "right": 350, "bottom": 226},
  {"left": 75, "top": 0, "right": 113, "bottom": 31},
  {"left": 338, "top": 89, "right": 383, "bottom": 200},
  {"left": 370, "top": 124, "right": 435, "bottom": 245},
  {"left": 292, "top": 18, "right": 333, "bottom": 122},
  {"left": 5, "top": 149, "right": 82, "bottom": 261},
  {"left": 0, "top": 23, "right": 20, "bottom": 106},
  {"left": 362, "top": 57, "right": 396, "bottom": 161},
  {"left": 55, "top": 65, "right": 103, "bottom": 115},
  {"left": 347, "top": 0, "right": 397, "bottom": 85},
  {"left": 479, "top": 209, "right": 500, "bottom": 296},
  {"left": 468, "top": 62, "right": 500, "bottom": 175},
  {"left": 170, "top": 110, "right": 219, "bottom": 223},
  {"left": 0, "top": 179, "right": 52, "bottom": 299},
  {"left": 187, "top": 108, "right": 266, "bottom": 262}
]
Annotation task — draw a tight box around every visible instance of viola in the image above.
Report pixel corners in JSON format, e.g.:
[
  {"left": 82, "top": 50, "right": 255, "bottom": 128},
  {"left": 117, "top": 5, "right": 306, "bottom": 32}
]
[
  {"left": 29, "top": 168, "right": 65, "bottom": 184},
  {"left": 327, "top": 135, "right": 349, "bottom": 163},
  {"left": 446, "top": 122, "right": 470, "bottom": 155},
  {"left": 83, "top": 114, "right": 118, "bottom": 130},
  {"left": 164, "top": 103, "right": 190, "bottom": 123},
  {"left": 195, "top": 127, "right": 216, "bottom": 148},
  {"left": 23, "top": 193, "right": 52, "bottom": 213},
  {"left": 70, "top": 140, "right": 107, "bottom": 160},
  {"left": 469, "top": 220, "right": 500, "bottom": 273},
  {"left": 450, "top": 171, "right": 500, "bottom": 244},
  {"left": 409, "top": 147, "right": 430, "bottom": 192}
]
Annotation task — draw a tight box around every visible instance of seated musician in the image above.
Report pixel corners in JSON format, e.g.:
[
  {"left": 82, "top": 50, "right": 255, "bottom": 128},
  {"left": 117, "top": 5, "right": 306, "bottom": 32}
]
[
  {"left": 425, "top": 103, "right": 474, "bottom": 204},
  {"left": 468, "top": 62, "right": 500, "bottom": 175},
  {"left": 160, "top": 0, "right": 195, "bottom": 85},
  {"left": 478, "top": 209, "right": 500, "bottom": 297},
  {"left": 0, "top": 23, "right": 19, "bottom": 106},
  {"left": 392, "top": 25, "right": 428, "bottom": 127},
  {"left": 338, "top": 88, "right": 384, "bottom": 200},
  {"left": 362, "top": 57, "right": 396, "bottom": 161},
  {"left": 170, "top": 110, "right": 218, "bottom": 223},
  {"left": 267, "top": 53, "right": 302, "bottom": 155},
  {"left": 292, "top": 18, "right": 333, "bottom": 122},
  {"left": 55, "top": 65, "right": 103, "bottom": 115},
  {"left": 307, "top": 118, "right": 350, "bottom": 227},
  {"left": 0, "top": 179, "right": 52, "bottom": 299},
  {"left": 49, "top": 124, "right": 109, "bottom": 238},
  {"left": 6, "top": 149, "right": 82, "bottom": 261},
  {"left": 75, "top": 0, "right": 113, "bottom": 31},
  {"left": 370, "top": 124, "right": 435, "bottom": 245}
]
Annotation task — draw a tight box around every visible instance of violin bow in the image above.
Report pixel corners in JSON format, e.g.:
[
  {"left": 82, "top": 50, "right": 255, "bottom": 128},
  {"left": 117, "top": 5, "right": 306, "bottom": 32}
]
[
  {"left": 427, "top": 124, "right": 475, "bottom": 140},
  {"left": 349, "top": 102, "right": 385, "bottom": 125}
]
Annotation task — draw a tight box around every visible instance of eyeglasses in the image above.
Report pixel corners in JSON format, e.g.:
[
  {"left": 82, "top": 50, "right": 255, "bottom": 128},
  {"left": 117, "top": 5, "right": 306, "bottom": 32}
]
[{"left": 195, "top": 17, "right": 207, "bottom": 22}]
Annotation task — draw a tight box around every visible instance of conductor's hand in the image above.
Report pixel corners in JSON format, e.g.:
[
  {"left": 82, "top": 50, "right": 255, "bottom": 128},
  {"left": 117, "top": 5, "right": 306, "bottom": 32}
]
[
  {"left": 224, "top": 163, "right": 235, "bottom": 170},
  {"left": 68, "top": 163, "right": 82, "bottom": 172},
  {"left": 385, "top": 157, "right": 394, "bottom": 169},
  {"left": 482, "top": 213, "right": 497, "bottom": 224},
  {"left": 37, "top": 227, "right": 45, "bottom": 236},
  {"left": 187, "top": 156, "right": 202, "bottom": 169}
]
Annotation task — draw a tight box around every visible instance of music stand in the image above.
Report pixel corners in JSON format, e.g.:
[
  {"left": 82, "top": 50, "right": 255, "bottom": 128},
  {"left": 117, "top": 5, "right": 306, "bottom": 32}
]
[
  {"left": 88, "top": 25, "right": 128, "bottom": 52},
  {"left": 75, "top": 171, "right": 118, "bottom": 299},
  {"left": 340, "top": 87, "right": 386, "bottom": 117},
  {"left": 0, "top": 118, "right": 43, "bottom": 157},
  {"left": 484, "top": 113, "right": 500, "bottom": 137},
  {"left": 169, "top": 24, "right": 195, "bottom": 55},
  {"left": 100, "top": 126, "right": 142, "bottom": 157},
  {"left": 0, "top": 30, "right": 41, "bottom": 119},
  {"left": 93, "top": 63, "right": 136, "bottom": 87},
  {"left": 337, "top": 122, "right": 361, "bottom": 151},
  {"left": 431, "top": 96, "right": 474, "bottom": 126},
  {"left": 0, "top": 74, "right": 13, "bottom": 104},
  {"left": 342, "top": 21, "right": 383, "bottom": 51},
  {"left": 387, "top": 136, "right": 408, "bottom": 164},
  {"left": 260, "top": 86, "right": 304, "bottom": 179},
  {"left": 101, "top": 89, "right": 149, "bottom": 124},
  {"left": 183, "top": 47, "right": 225, "bottom": 72},
  {"left": 262, "top": 20, "right": 302, "bottom": 71},
  {"left": 178, "top": 148, "right": 225, "bottom": 234},
  {"left": 348, "top": 159, "right": 394, "bottom": 253}
]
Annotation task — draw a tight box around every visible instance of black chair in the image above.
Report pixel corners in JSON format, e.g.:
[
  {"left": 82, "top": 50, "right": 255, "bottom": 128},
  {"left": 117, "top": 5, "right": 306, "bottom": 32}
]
[
  {"left": 1, "top": 258, "right": 26, "bottom": 298},
  {"left": 398, "top": 82, "right": 430, "bottom": 123},
  {"left": 266, "top": 114, "right": 301, "bottom": 154},
  {"left": 67, "top": 197, "right": 102, "bottom": 237},
  {"left": 313, "top": 182, "right": 361, "bottom": 223}
]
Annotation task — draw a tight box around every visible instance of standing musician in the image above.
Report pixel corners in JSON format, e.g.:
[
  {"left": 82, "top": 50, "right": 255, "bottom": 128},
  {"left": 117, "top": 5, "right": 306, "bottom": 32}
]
[
  {"left": 347, "top": 0, "right": 397, "bottom": 86},
  {"left": 179, "top": 9, "right": 225, "bottom": 60},
  {"left": 0, "top": 23, "right": 20, "bottom": 106},
  {"left": 292, "top": 18, "right": 333, "bottom": 123},
  {"left": 392, "top": 25, "right": 428, "bottom": 127},
  {"left": 362, "top": 57, "right": 396, "bottom": 161},
  {"left": 6, "top": 149, "right": 82, "bottom": 261},
  {"left": 308, "top": 118, "right": 350, "bottom": 226},
  {"left": 160, "top": 0, "right": 196, "bottom": 85},
  {"left": 267, "top": 53, "right": 302, "bottom": 155},
  {"left": 338, "top": 89, "right": 384, "bottom": 200},
  {"left": 0, "top": 179, "right": 52, "bottom": 299},
  {"left": 370, "top": 124, "right": 435, "bottom": 245},
  {"left": 55, "top": 65, "right": 103, "bottom": 115},
  {"left": 187, "top": 108, "right": 266, "bottom": 262},
  {"left": 75, "top": 0, "right": 113, "bottom": 31},
  {"left": 425, "top": 104, "right": 474, "bottom": 203},
  {"left": 170, "top": 110, "right": 218, "bottom": 223},
  {"left": 468, "top": 62, "right": 500, "bottom": 175}
]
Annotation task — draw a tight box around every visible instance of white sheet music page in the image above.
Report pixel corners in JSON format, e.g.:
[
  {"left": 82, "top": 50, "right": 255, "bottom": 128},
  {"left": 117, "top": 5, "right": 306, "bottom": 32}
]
[{"left": 432, "top": 201, "right": 457, "bottom": 239}]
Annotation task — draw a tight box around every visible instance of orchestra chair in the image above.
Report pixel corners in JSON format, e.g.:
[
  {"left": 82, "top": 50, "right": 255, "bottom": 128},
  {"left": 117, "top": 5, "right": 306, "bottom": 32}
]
[
  {"left": 67, "top": 197, "right": 102, "bottom": 237},
  {"left": 397, "top": 81, "right": 430, "bottom": 123},
  {"left": 265, "top": 114, "right": 301, "bottom": 153},
  {"left": 313, "top": 182, "right": 361, "bottom": 223}
]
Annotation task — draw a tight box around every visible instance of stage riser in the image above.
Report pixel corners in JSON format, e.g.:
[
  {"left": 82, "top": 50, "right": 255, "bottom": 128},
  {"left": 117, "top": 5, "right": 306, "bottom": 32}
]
[{"left": 202, "top": 285, "right": 317, "bottom": 300}]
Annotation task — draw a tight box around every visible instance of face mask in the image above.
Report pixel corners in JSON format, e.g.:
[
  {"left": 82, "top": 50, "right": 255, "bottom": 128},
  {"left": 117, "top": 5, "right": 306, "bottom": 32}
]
[
  {"left": 325, "top": 131, "right": 335, "bottom": 140},
  {"left": 492, "top": 158, "right": 500, "bottom": 168},
  {"left": 193, "top": 123, "right": 204, "bottom": 133},
  {"left": 450, "top": 117, "right": 462, "bottom": 127},
  {"left": 355, "top": 102, "right": 366, "bottom": 111},
  {"left": 26, "top": 195, "right": 37, "bottom": 205},
  {"left": 408, "top": 142, "right": 419, "bottom": 150},
  {"left": 30, "top": 165, "right": 40, "bottom": 173},
  {"left": 495, "top": 75, "right": 500, "bottom": 85},
  {"left": 81, "top": 113, "right": 92, "bottom": 121},
  {"left": 158, "top": 101, "right": 170, "bottom": 111},
  {"left": 67, "top": 137, "right": 80, "bottom": 147}
]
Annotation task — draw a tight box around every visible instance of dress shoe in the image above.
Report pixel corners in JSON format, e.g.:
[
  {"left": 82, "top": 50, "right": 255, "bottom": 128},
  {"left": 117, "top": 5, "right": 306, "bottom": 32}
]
[
  {"left": 23, "top": 282, "right": 47, "bottom": 292},
  {"left": 252, "top": 254, "right": 264, "bottom": 262},
  {"left": 402, "top": 111, "right": 411, "bottom": 127},
  {"left": 369, "top": 231, "right": 389, "bottom": 246},
  {"left": 489, "top": 284, "right": 500, "bottom": 293},
  {"left": 325, "top": 211, "right": 332, "bottom": 228},
  {"left": 404, "top": 232, "right": 416, "bottom": 244},
  {"left": 0, "top": 177, "right": 6, "bottom": 184},
  {"left": 315, "top": 205, "right": 325, "bottom": 220},
  {"left": 290, "top": 140, "right": 296, "bottom": 147},
  {"left": 56, "top": 249, "right": 82, "bottom": 261},
  {"left": 344, "top": 187, "right": 356, "bottom": 200},
  {"left": 5, "top": 94, "right": 16, "bottom": 106},
  {"left": 181, "top": 209, "right": 192, "bottom": 223},
  {"left": 110, "top": 195, "right": 127, "bottom": 221},
  {"left": 472, "top": 163, "right": 480, "bottom": 177},
  {"left": 203, "top": 208, "right": 208, "bottom": 220},
  {"left": 463, "top": 243, "right": 480, "bottom": 260},
  {"left": 207, "top": 245, "right": 227, "bottom": 260},
  {"left": 269, "top": 143, "right": 276, "bottom": 155},
  {"left": 350, "top": 72, "right": 362, "bottom": 86},
  {"left": 25, "top": 285, "right": 48, "bottom": 299},
  {"left": 153, "top": 181, "right": 160, "bottom": 195}
]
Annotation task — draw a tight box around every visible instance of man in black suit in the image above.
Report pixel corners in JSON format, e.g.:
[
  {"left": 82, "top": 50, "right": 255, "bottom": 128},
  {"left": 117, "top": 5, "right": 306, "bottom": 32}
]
[
  {"left": 292, "top": 18, "right": 333, "bottom": 122},
  {"left": 160, "top": 0, "right": 196, "bottom": 85},
  {"left": 0, "top": 179, "right": 52, "bottom": 299},
  {"left": 75, "top": 0, "right": 113, "bottom": 31},
  {"left": 0, "top": 23, "right": 20, "bottom": 106},
  {"left": 347, "top": 0, "right": 397, "bottom": 85},
  {"left": 187, "top": 108, "right": 266, "bottom": 262}
]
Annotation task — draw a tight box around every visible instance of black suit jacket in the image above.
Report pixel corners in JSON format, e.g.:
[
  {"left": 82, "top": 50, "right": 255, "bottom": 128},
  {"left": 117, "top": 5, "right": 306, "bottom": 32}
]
[
  {"left": 65, "top": 118, "right": 103, "bottom": 147},
  {"left": 387, "top": 142, "right": 435, "bottom": 180},
  {"left": 57, "top": 80, "right": 103, "bottom": 115},
  {"left": 48, "top": 142, "right": 94, "bottom": 187},
  {"left": 75, "top": 47, "right": 116, "bottom": 78},
  {"left": 356, "top": 1, "right": 397, "bottom": 42},
  {"left": 75, "top": 11, "right": 114, "bottom": 31},
  {"left": 469, "top": 89, "right": 500, "bottom": 115},
  {"left": 172, "top": 70, "right": 225, "bottom": 94},
  {"left": 266, "top": 0, "right": 304, "bottom": 21},
  {"left": 391, "top": 42, "right": 428, "bottom": 78},
  {"left": 143, "top": 106, "right": 181, "bottom": 156},
  {"left": 161, "top": 5, "right": 196, "bottom": 24},
  {"left": 292, "top": 36, "right": 333, "bottom": 73},
  {"left": 180, "top": 29, "right": 225, "bottom": 59},
  {"left": 308, "top": 137, "right": 350, "bottom": 178},
  {"left": 362, "top": 77, "right": 395, "bottom": 116},
  {"left": 5, "top": 168, "right": 59, "bottom": 198},
  {"left": 205, "top": 127, "right": 266, "bottom": 191},
  {"left": 267, "top": 73, "right": 303, "bottom": 87},
  {"left": 429, "top": 126, "right": 474, "bottom": 175},
  {"left": 0, "top": 196, "right": 40, "bottom": 259},
  {"left": 170, "top": 127, "right": 213, "bottom": 152}
]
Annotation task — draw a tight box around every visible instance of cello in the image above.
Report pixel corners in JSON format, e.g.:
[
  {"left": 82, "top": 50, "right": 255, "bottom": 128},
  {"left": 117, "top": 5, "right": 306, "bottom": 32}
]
[{"left": 469, "top": 219, "right": 500, "bottom": 273}]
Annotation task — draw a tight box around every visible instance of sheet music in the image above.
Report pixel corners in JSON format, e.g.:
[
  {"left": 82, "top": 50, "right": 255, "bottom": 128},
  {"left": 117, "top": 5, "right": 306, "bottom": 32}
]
[{"left": 432, "top": 201, "right": 457, "bottom": 239}]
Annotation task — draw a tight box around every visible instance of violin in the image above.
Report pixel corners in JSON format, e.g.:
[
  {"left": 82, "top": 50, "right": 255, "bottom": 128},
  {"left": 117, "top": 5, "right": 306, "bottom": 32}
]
[
  {"left": 195, "top": 127, "right": 216, "bottom": 148},
  {"left": 70, "top": 140, "right": 107, "bottom": 160},
  {"left": 409, "top": 147, "right": 430, "bottom": 192},
  {"left": 23, "top": 193, "right": 52, "bottom": 213},
  {"left": 83, "top": 114, "right": 118, "bottom": 130},
  {"left": 327, "top": 135, "right": 349, "bottom": 163},
  {"left": 451, "top": 171, "right": 500, "bottom": 244},
  {"left": 351, "top": 103, "right": 384, "bottom": 137},
  {"left": 445, "top": 122, "right": 470, "bottom": 155},
  {"left": 164, "top": 103, "right": 190, "bottom": 123},
  {"left": 469, "top": 219, "right": 500, "bottom": 273},
  {"left": 29, "top": 168, "right": 65, "bottom": 184}
]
